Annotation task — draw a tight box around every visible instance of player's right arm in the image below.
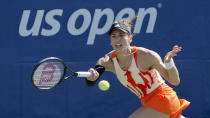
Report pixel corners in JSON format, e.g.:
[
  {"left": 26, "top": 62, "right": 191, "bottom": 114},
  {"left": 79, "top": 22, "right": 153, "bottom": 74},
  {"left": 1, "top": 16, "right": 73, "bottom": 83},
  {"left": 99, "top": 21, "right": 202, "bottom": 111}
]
[{"left": 86, "top": 52, "right": 114, "bottom": 83}]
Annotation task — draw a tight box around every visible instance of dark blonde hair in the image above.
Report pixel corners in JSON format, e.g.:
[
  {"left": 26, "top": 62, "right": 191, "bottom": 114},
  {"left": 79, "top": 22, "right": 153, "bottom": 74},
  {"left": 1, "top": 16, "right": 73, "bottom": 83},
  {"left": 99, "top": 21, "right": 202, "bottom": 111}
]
[
  {"left": 114, "top": 15, "right": 137, "bottom": 28},
  {"left": 108, "top": 15, "right": 137, "bottom": 36}
]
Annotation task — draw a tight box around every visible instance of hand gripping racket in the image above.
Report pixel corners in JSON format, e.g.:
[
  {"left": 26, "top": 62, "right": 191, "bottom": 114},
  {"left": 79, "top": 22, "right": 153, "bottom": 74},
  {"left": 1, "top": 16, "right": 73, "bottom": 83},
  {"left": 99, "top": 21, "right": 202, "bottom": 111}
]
[{"left": 31, "top": 57, "right": 91, "bottom": 90}]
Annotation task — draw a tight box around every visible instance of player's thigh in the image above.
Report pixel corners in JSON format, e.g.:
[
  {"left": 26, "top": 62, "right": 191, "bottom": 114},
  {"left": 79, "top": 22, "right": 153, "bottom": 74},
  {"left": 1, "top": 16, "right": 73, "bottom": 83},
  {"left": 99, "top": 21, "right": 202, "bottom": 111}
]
[{"left": 128, "top": 106, "right": 169, "bottom": 118}]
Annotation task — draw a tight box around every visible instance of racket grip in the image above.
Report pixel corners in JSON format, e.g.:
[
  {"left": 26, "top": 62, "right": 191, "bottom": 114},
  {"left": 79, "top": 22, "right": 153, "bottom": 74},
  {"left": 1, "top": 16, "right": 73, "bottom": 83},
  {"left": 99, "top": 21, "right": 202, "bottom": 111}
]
[{"left": 76, "top": 72, "right": 92, "bottom": 77}]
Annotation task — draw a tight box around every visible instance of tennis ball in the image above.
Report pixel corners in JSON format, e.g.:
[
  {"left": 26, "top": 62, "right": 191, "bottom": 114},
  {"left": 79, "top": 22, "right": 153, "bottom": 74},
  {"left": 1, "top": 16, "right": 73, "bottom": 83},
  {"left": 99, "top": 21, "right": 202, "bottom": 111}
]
[{"left": 98, "top": 80, "right": 110, "bottom": 91}]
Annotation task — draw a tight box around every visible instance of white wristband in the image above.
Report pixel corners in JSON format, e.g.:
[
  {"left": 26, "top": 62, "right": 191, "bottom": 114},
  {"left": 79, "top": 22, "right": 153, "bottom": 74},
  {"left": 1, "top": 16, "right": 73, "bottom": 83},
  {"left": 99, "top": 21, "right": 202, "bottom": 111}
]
[{"left": 164, "top": 58, "right": 175, "bottom": 70}]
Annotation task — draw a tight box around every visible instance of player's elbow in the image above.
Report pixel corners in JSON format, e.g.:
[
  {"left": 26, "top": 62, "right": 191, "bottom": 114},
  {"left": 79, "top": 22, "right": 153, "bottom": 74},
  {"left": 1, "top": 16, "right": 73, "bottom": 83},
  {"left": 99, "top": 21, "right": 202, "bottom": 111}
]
[
  {"left": 173, "top": 81, "right": 180, "bottom": 86},
  {"left": 170, "top": 78, "right": 180, "bottom": 86}
]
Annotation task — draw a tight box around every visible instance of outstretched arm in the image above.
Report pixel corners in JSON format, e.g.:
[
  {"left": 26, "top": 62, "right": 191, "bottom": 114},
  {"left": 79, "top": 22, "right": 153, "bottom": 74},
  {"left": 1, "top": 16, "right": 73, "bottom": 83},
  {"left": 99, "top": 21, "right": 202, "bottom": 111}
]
[{"left": 86, "top": 54, "right": 113, "bottom": 86}]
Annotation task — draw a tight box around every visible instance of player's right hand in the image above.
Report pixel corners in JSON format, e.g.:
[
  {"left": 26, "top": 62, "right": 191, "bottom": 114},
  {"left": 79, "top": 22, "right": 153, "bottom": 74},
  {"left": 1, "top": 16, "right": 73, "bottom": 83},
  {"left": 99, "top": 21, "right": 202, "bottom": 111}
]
[{"left": 86, "top": 68, "right": 99, "bottom": 81}]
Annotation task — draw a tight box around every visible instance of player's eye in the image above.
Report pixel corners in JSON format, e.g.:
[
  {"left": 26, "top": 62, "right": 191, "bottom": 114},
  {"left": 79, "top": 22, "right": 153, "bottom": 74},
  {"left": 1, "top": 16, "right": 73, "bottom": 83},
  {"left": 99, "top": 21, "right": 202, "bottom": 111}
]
[
  {"left": 111, "top": 35, "right": 116, "bottom": 38},
  {"left": 119, "top": 34, "right": 126, "bottom": 37}
]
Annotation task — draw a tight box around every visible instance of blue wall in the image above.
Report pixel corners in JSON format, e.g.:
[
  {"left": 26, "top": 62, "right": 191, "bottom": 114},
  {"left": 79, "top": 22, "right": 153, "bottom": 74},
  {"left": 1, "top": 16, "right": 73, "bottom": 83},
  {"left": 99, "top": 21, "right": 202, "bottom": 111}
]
[{"left": 0, "top": 0, "right": 210, "bottom": 117}]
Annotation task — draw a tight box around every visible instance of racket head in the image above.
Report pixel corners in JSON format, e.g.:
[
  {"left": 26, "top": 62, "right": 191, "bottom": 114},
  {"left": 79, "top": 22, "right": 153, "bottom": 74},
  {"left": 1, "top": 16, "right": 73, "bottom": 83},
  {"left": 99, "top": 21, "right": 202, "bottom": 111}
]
[{"left": 31, "top": 57, "right": 66, "bottom": 90}]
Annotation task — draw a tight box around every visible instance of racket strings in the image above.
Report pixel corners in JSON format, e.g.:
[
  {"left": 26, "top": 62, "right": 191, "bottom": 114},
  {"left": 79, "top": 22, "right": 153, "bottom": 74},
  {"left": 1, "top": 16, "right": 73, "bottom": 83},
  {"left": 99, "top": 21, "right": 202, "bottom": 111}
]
[{"left": 32, "top": 61, "right": 65, "bottom": 89}]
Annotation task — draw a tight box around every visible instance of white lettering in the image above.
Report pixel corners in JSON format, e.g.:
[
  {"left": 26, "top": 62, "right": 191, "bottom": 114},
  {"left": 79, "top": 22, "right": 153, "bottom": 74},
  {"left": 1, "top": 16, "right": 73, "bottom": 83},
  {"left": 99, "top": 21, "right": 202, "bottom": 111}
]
[
  {"left": 87, "top": 8, "right": 114, "bottom": 44},
  {"left": 19, "top": 10, "right": 44, "bottom": 37},
  {"left": 115, "top": 8, "right": 135, "bottom": 21},
  {"left": 67, "top": 9, "right": 91, "bottom": 35},
  {"left": 18, "top": 7, "right": 158, "bottom": 45},
  {"left": 134, "top": 7, "right": 157, "bottom": 33},
  {"left": 41, "top": 9, "right": 63, "bottom": 36}
]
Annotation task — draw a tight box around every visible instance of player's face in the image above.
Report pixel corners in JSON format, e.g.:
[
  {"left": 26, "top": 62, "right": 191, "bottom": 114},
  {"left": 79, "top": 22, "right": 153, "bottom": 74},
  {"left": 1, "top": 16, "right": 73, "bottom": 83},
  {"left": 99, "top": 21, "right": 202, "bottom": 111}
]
[{"left": 110, "top": 29, "right": 131, "bottom": 51}]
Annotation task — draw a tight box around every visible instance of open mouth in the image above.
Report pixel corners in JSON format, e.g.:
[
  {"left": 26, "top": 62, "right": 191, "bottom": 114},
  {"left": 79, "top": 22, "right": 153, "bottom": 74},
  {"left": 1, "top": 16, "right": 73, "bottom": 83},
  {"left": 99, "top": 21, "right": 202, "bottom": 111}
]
[{"left": 115, "top": 44, "right": 122, "bottom": 49}]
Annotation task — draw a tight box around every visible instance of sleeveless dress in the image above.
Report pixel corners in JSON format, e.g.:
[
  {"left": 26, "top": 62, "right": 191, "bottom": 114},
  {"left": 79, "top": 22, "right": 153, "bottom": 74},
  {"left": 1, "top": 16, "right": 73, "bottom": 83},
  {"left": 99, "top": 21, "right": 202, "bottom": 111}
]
[{"left": 111, "top": 47, "right": 190, "bottom": 118}]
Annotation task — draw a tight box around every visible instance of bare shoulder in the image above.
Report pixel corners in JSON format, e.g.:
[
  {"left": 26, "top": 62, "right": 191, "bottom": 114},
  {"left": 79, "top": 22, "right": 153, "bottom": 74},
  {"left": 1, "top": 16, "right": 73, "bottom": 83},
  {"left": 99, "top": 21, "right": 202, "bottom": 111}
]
[
  {"left": 106, "top": 50, "right": 113, "bottom": 59},
  {"left": 135, "top": 47, "right": 162, "bottom": 70},
  {"left": 135, "top": 47, "right": 160, "bottom": 59},
  {"left": 135, "top": 47, "right": 152, "bottom": 57}
]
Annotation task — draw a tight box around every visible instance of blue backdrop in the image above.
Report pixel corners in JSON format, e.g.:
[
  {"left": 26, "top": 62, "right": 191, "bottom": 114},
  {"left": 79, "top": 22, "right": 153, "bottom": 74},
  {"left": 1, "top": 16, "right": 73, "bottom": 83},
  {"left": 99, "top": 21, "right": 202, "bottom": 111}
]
[{"left": 0, "top": 0, "right": 210, "bottom": 117}]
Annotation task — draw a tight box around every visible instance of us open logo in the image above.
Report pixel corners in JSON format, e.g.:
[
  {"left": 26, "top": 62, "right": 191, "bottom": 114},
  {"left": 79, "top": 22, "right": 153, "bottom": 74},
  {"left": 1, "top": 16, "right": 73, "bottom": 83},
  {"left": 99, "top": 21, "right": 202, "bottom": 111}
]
[{"left": 19, "top": 8, "right": 158, "bottom": 45}]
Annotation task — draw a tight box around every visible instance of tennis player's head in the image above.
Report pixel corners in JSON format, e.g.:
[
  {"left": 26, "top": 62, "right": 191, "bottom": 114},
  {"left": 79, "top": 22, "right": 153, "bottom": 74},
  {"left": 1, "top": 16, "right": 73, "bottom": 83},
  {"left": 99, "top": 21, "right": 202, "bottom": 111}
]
[{"left": 108, "top": 16, "right": 137, "bottom": 52}]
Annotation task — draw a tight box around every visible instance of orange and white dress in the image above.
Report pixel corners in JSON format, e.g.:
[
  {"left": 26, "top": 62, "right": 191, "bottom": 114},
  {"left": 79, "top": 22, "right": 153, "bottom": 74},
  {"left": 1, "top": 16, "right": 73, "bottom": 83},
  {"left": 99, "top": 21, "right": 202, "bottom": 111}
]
[{"left": 111, "top": 47, "right": 190, "bottom": 118}]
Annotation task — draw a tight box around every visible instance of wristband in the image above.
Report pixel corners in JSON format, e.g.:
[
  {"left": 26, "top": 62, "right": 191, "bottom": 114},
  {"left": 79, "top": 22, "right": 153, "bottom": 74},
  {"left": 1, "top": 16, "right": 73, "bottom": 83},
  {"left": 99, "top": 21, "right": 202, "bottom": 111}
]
[
  {"left": 94, "top": 65, "right": 105, "bottom": 77},
  {"left": 164, "top": 58, "right": 175, "bottom": 70},
  {"left": 86, "top": 65, "right": 105, "bottom": 86}
]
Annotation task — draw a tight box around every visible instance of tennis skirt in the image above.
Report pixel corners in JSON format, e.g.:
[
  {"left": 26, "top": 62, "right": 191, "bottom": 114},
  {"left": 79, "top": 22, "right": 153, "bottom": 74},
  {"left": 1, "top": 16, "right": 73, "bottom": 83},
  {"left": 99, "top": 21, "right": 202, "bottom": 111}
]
[{"left": 140, "top": 83, "right": 190, "bottom": 118}]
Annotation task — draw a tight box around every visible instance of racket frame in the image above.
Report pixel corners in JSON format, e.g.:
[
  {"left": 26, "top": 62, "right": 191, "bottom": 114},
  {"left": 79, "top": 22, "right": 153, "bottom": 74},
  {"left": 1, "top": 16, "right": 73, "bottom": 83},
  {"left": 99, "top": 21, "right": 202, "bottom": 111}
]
[{"left": 31, "top": 57, "right": 68, "bottom": 90}]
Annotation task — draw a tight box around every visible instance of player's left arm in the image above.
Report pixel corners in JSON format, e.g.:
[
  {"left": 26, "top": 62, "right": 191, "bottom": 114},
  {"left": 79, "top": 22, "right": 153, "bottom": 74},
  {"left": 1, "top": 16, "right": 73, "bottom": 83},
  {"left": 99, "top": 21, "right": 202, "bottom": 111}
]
[{"left": 149, "top": 45, "right": 182, "bottom": 86}]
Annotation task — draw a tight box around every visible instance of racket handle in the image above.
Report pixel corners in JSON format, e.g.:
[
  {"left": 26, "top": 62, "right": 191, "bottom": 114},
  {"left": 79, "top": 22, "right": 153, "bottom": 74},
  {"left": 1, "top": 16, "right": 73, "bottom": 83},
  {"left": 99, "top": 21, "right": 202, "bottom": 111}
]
[{"left": 76, "top": 72, "right": 92, "bottom": 77}]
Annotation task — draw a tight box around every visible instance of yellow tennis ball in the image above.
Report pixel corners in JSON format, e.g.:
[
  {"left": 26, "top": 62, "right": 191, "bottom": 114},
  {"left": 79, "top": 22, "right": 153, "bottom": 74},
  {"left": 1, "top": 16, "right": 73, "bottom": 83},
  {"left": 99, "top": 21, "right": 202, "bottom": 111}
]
[{"left": 98, "top": 80, "right": 110, "bottom": 91}]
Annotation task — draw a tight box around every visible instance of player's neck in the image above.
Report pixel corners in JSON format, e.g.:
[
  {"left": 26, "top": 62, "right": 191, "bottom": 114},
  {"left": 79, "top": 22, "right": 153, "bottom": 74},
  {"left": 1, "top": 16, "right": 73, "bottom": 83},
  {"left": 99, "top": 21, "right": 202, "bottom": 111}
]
[
  {"left": 115, "top": 47, "right": 133, "bottom": 70},
  {"left": 115, "top": 46, "right": 132, "bottom": 61}
]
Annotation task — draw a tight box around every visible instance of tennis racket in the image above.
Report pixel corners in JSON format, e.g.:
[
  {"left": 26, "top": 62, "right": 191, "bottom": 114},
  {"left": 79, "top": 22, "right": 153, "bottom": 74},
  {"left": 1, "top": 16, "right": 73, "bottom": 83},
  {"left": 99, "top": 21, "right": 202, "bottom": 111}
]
[{"left": 31, "top": 57, "right": 91, "bottom": 90}]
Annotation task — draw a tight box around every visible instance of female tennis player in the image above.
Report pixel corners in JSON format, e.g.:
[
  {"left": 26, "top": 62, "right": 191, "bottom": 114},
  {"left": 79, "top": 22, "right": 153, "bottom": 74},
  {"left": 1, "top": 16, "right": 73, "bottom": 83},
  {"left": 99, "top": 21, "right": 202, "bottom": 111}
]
[{"left": 86, "top": 17, "right": 190, "bottom": 118}]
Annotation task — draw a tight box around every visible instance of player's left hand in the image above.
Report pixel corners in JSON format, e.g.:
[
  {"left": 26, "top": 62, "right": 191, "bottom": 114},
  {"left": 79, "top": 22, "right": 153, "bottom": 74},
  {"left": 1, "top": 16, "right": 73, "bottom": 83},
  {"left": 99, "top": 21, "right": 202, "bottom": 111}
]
[{"left": 164, "top": 45, "right": 182, "bottom": 63}]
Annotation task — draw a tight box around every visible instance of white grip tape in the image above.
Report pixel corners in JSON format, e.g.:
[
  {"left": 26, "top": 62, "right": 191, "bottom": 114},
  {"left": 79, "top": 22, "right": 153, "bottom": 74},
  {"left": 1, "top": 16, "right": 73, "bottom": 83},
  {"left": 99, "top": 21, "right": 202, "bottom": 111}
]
[
  {"left": 164, "top": 58, "right": 175, "bottom": 70},
  {"left": 76, "top": 72, "right": 92, "bottom": 77}
]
